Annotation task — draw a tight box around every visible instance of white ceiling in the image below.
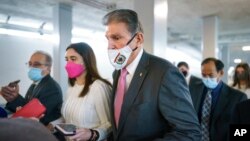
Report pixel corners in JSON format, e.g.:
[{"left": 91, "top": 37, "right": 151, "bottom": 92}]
[{"left": 1, "top": 0, "right": 250, "bottom": 63}]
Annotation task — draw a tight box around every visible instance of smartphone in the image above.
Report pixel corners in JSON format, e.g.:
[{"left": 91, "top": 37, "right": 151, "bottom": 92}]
[
  {"left": 8, "top": 80, "right": 20, "bottom": 88},
  {"left": 55, "top": 123, "right": 76, "bottom": 136}
]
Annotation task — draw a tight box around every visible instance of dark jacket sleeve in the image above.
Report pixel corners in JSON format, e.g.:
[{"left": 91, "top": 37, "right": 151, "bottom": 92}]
[
  {"left": 6, "top": 95, "right": 27, "bottom": 112},
  {"left": 38, "top": 81, "right": 63, "bottom": 125},
  {"left": 158, "top": 67, "right": 201, "bottom": 141}
]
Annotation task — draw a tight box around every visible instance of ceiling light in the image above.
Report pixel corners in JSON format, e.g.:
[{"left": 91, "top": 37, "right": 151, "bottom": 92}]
[
  {"left": 7, "top": 16, "right": 43, "bottom": 29},
  {"left": 154, "top": 1, "right": 168, "bottom": 19},
  {"left": 234, "top": 59, "right": 242, "bottom": 63},
  {"left": 0, "top": 28, "right": 57, "bottom": 44},
  {"left": 242, "top": 46, "right": 250, "bottom": 51}
]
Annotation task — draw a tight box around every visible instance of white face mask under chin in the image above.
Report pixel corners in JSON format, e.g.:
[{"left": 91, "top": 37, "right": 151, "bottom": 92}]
[{"left": 108, "top": 45, "right": 132, "bottom": 70}]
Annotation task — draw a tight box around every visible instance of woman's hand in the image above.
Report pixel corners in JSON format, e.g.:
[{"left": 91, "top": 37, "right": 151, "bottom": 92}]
[
  {"left": 15, "top": 106, "right": 44, "bottom": 122},
  {"left": 69, "top": 128, "right": 92, "bottom": 141}
]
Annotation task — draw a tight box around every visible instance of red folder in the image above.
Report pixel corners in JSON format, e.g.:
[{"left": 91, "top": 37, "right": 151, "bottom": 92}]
[{"left": 11, "top": 98, "right": 46, "bottom": 118}]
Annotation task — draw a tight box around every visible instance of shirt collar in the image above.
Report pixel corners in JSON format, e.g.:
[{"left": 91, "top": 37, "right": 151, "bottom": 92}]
[
  {"left": 208, "top": 80, "right": 223, "bottom": 93},
  {"left": 126, "top": 48, "right": 143, "bottom": 76},
  {"left": 185, "top": 73, "right": 191, "bottom": 84}
]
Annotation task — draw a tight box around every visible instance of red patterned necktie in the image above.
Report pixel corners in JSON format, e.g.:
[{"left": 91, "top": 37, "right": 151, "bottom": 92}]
[{"left": 114, "top": 68, "right": 128, "bottom": 127}]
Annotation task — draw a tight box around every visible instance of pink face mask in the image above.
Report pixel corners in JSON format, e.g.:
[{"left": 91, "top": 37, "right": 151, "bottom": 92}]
[{"left": 65, "top": 62, "right": 85, "bottom": 78}]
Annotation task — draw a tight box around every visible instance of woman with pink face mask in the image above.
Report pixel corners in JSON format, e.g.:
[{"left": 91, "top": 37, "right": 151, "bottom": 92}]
[{"left": 53, "top": 42, "right": 112, "bottom": 141}]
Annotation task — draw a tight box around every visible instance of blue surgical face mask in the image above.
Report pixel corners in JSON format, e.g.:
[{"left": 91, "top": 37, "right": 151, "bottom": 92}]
[
  {"left": 202, "top": 77, "right": 218, "bottom": 89},
  {"left": 28, "top": 68, "right": 44, "bottom": 82}
]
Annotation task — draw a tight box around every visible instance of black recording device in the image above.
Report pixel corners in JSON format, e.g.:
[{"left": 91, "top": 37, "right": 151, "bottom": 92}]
[{"left": 8, "top": 80, "right": 20, "bottom": 88}]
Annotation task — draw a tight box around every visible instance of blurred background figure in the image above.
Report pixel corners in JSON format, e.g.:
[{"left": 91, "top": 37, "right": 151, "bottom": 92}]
[
  {"left": 189, "top": 57, "right": 247, "bottom": 141},
  {"left": 0, "top": 118, "right": 58, "bottom": 141},
  {"left": 231, "top": 99, "right": 250, "bottom": 124},
  {"left": 177, "top": 61, "right": 201, "bottom": 86},
  {"left": 0, "top": 106, "right": 7, "bottom": 118},
  {"left": 0, "top": 50, "right": 63, "bottom": 125},
  {"left": 232, "top": 62, "right": 250, "bottom": 98}
]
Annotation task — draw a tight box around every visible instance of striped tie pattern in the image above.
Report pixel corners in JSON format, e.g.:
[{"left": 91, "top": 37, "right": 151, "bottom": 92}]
[{"left": 201, "top": 90, "right": 212, "bottom": 141}]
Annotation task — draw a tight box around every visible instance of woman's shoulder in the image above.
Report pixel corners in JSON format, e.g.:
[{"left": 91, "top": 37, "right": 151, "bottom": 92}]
[
  {"left": 92, "top": 79, "right": 111, "bottom": 88},
  {"left": 90, "top": 79, "right": 112, "bottom": 97}
]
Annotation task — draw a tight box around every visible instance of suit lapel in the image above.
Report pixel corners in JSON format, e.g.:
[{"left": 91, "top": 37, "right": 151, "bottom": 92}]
[
  {"left": 117, "top": 52, "right": 149, "bottom": 134},
  {"left": 211, "top": 83, "right": 229, "bottom": 123},
  {"left": 190, "top": 80, "right": 204, "bottom": 112},
  {"left": 31, "top": 75, "right": 50, "bottom": 99}
]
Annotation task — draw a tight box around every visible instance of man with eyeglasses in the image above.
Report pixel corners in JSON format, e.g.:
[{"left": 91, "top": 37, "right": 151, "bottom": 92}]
[{"left": 0, "top": 50, "right": 63, "bottom": 126}]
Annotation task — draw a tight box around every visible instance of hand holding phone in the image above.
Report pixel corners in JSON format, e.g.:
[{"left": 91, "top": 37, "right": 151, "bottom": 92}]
[
  {"left": 1, "top": 80, "right": 20, "bottom": 102},
  {"left": 8, "top": 80, "right": 20, "bottom": 88},
  {"left": 55, "top": 123, "right": 76, "bottom": 136}
]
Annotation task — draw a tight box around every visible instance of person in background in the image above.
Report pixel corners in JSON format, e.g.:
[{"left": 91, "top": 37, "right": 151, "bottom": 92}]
[
  {"left": 177, "top": 61, "right": 201, "bottom": 86},
  {"left": 52, "top": 42, "right": 112, "bottom": 141},
  {"left": 0, "top": 50, "right": 63, "bottom": 125},
  {"left": 231, "top": 99, "right": 250, "bottom": 124},
  {"left": 102, "top": 9, "right": 201, "bottom": 141},
  {"left": 231, "top": 62, "right": 250, "bottom": 98},
  {"left": 189, "top": 57, "right": 247, "bottom": 141}
]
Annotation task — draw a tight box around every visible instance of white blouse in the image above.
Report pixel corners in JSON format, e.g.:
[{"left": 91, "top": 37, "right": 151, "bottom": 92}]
[
  {"left": 62, "top": 80, "right": 112, "bottom": 140},
  {"left": 233, "top": 84, "right": 250, "bottom": 99}
]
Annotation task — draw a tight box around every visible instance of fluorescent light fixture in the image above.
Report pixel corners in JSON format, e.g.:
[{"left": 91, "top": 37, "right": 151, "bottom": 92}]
[
  {"left": 0, "top": 28, "right": 57, "bottom": 44},
  {"left": 154, "top": 1, "right": 168, "bottom": 19},
  {"left": 242, "top": 46, "right": 250, "bottom": 51},
  {"left": 8, "top": 19, "right": 41, "bottom": 29},
  {"left": 234, "top": 59, "right": 242, "bottom": 63},
  {"left": 43, "top": 23, "right": 53, "bottom": 31}
]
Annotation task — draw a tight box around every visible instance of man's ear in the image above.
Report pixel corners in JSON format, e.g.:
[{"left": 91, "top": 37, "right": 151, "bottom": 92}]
[
  {"left": 136, "top": 32, "right": 144, "bottom": 47},
  {"left": 44, "top": 66, "right": 51, "bottom": 75},
  {"left": 219, "top": 70, "right": 224, "bottom": 77}
]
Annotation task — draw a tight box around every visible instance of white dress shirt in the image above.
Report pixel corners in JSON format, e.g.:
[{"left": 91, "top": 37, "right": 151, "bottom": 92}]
[{"left": 125, "top": 48, "right": 143, "bottom": 90}]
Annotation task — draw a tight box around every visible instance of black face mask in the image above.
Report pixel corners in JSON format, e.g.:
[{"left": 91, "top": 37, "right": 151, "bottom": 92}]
[
  {"left": 236, "top": 72, "right": 247, "bottom": 80},
  {"left": 181, "top": 71, "right": 188, "bottom": 77}
]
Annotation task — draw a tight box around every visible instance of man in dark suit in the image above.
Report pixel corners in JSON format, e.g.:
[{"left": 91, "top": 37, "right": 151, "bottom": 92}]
[
  {"left": 177, "top": 61, "right": 201, "bottom": 86},
  {"left": 231, "top": 99, "right": 250, "bottom": 124},
  {"left": 0, "top": 51, "right": 63, "bottom": 125},
  {"left": 103, "top": 9, "right": 201, "bottom": 141},
  {"left": 189, "top": 57, "right": 247, "bottom": 141}
]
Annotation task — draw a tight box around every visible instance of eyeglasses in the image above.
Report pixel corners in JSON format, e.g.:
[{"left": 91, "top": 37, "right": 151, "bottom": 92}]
[{"left": 26, "top": 62, "right": 48, "bottom": 68}]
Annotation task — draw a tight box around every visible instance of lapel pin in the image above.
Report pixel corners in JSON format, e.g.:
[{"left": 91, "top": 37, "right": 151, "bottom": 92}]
[{"left": 140, "top": 73, "right": 142, "bottom": 77}]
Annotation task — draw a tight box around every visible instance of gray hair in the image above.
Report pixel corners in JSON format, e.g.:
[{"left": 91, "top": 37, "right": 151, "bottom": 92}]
[
  {"left": 102, "top": 9, "right": 144, "bottom": 35},
  {"left": 33, "top": 50, "right": 52, "bottom": 67}
]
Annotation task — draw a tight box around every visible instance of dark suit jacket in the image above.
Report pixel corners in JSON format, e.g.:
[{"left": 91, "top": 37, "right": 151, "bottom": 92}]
[
  {"left": 111, "top": 51, "right": 201, "bottom": 141},
  {"left": 189, "top": 75, "right": 201, "bottom": 87},
  {"left": 6, "top": 75, "right": 63, "bottom": 125},
  {"left": 231, "top": 99, "right": 250, "bottom": 124},
  {"left": 189, "top": 80, "right": 247, "bottom": 141}
]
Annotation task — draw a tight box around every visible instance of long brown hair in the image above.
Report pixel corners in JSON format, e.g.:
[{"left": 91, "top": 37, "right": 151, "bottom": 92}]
[
  {"left": 66, "top": 42, "right": 112, "bottom": 97},
  {"left": 232, "top": 62, "right": 250, "bottom": 88}
]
